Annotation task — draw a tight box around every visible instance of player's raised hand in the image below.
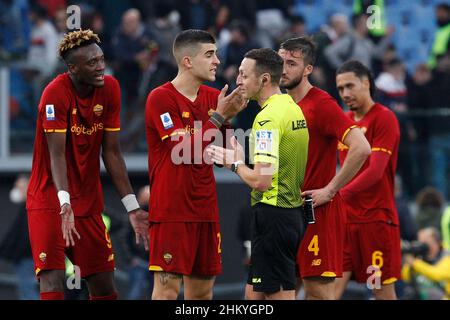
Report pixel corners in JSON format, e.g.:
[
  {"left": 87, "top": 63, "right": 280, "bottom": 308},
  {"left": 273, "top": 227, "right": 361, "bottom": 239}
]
[
  {"left": 216, "top": 85, "right": 247, "bottom": 120},
  {"left": 60, "top": 204, "right": 80, "bottom": 247},
  {"left": 129, "top": 208, "right": 149, "bottom": 251}
]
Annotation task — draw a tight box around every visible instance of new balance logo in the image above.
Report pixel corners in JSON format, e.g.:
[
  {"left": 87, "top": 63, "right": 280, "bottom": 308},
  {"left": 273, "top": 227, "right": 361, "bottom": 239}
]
[{"left": 311, "top": 259, "right": 322, "bottom": 266}]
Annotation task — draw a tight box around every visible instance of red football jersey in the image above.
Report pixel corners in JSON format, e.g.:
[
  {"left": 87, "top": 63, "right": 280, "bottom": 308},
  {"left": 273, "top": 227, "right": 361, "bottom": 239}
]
[
  {"left": 145, "top": 82, "right": 228, "bottom": 222},
  {"left": 338, "top": 103, "right": 400, "bottom": 224},
  {"left": 27, "top": 73, "right": 121, "bottom": 216},
  {"left": 299, "top": 87, "right": 356, "bottom": 190}
]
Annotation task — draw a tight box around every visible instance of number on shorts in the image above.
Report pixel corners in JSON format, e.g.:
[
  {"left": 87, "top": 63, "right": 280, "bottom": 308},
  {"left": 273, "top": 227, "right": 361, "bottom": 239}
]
[
  {"left": 308, "top": 235, "right": 319, "bottom": 256},
  {"left": 217, "top": 232, "right": 222, "bottom": 254},
  {"left": 372, "top": 250, "right": 383, "bottom": 268}
]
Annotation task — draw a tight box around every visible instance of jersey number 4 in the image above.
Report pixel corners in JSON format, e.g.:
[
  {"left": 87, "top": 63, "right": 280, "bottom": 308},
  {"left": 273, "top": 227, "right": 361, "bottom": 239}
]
[{"left": 308, "top": 235, "right": 319, "bottom": 256}]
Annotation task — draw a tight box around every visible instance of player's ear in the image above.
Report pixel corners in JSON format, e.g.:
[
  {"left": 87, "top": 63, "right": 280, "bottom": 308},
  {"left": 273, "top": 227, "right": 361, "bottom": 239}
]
[
  {"left": 67, "top": 63, "right": 77, "bottom": 74},
  {"left": 362, "top": 77, "right": 370, "bottom": 89},
  {"left": 304, "top": 64, "right": 314, "bottom": 77},
  {"left": 182, "top": 56, "right": 192, "bottom": 69}
]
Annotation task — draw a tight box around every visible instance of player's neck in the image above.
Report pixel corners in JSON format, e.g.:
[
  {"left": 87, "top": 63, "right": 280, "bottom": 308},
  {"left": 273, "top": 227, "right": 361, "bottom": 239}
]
[
  {"left": 354, "top": 98, "right": 375, "bottom": 121},
  {"left": 69, "top": 73, "right": 94, "bottom": 98},
  {"left": 258, "top": 86, "right": 282, "bottom": 107},
  {"left": 287, "top": 79, "right": 313, "bottom": 103},
  {"left": 171, "top": 73, "right": 202, "bottom": 102}
]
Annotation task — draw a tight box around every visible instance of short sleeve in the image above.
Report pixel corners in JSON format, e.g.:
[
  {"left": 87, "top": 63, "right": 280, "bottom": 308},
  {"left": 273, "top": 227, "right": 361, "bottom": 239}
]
[
  {"left": 104, "top": 76, "right": 121, "bottom": 131},
  {"left": 40, "top": 83, "right": 70, "bottom": 133},
  {"left": 251, "top": 113, "right": 281, "bottom": 164},
  {"left": 319, "top": 97, "right": 356, "bottom": 142},
  {"left": 371, "top": 110, "right": 400, "bottom": 155},
  {"left": 145, "top": 88, "right": 186, "bottom": 141}
]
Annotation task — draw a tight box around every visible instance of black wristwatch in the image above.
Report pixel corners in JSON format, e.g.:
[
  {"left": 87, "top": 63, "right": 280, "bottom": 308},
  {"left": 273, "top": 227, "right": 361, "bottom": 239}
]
[{"left": 231, "top": 160, "right": 244, "bottom": 173}]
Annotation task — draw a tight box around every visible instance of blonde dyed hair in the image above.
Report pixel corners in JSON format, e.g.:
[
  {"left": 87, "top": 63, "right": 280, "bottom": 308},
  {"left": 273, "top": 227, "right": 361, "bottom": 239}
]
[{"left": 58, "top": 29, "right": 101, "bottom": 60}]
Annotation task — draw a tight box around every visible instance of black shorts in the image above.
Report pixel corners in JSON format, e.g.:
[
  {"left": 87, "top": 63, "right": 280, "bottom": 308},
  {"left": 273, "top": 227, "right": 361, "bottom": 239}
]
[{"left": 247, "top": 203, "right": 306, "bottom": 293}]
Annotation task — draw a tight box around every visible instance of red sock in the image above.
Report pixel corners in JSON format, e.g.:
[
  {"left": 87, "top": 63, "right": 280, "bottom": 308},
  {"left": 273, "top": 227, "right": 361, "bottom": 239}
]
[
  {"left": 90, "top": 292, "right": 118, "bottom": 300},
  {"left": 40, "top": 291, "right": 64, "bottom": 300}
]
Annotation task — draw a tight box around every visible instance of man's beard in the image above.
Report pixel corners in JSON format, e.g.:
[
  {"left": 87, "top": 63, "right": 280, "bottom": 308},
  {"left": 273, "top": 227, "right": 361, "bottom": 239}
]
[{"left": 280, "top": 72, "right": 304, "bottom": 90}]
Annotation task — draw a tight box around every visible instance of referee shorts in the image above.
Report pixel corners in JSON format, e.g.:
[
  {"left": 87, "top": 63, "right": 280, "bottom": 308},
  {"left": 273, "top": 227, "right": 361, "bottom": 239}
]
[{"left": 247, "top": 203, "right": 306, "bottom": 293}]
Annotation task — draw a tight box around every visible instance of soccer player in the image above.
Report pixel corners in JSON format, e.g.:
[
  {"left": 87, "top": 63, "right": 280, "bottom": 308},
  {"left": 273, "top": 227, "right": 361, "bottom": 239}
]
[
  {"left": 334, "top": 60, "right": 401, "bottom": 300},
  {"left": 208, "top": 48, "right": 309, "bottom": 300},
  {"left": 26, "top": 30, "right": 149, "bottom": 300},
  {"left": 145, "top": 29, "right": 245, "bottom": 300},
  {"left": 278, "top": 37, "right": 371, "bottom": 299}
]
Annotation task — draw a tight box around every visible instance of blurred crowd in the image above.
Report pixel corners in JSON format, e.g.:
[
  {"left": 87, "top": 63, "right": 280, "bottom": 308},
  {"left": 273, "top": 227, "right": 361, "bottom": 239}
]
[{"left": 1, "top": 0, "right": 450, "bottom": 198}]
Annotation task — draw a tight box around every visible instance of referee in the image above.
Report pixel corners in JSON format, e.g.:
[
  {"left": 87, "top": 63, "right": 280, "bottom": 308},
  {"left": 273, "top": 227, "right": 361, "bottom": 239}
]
[{"left": 208, "top": 48, "right": 309, "bottom": 300}]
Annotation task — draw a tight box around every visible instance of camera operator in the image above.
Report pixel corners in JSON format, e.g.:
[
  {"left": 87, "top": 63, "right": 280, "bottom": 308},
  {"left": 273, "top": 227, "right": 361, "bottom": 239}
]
[{"left": 402, "top": 227, "right": 450, "bottom": 299}]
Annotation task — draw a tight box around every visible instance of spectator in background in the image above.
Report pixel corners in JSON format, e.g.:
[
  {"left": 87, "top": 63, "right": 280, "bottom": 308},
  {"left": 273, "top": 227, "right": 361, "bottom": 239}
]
[
  {"left": 221, "top": 20, "right": 260, "bottom": 130},
  {"left": 312, "top": 14, "right": 350, "bottom": 98},
  {"left": 112, "top": 9, "right": 153, "bottom": 125},
  {"left": 24, "top": 4, "right": 58, "bottom": 78},
  {"left": 254, "top": 0, "right": 290, "bottom": 49},
  {"left": 405, "top": 63, "right": 433, "bottom": 195},
  {"left": 395, "top": 175, "right": 418, "bottom": 242},
  {"left": 277, "top": 14, "right": 307, "bottom": 46},
  {"left": 119, "top": 185, "right": 153, "bottom": 300},
  {"left": 124, "top": 3, "right": 181, "bottom": 152},
  {"left": 222, "top": 20, "right": 259, "bottom": 89},
  {"left": 427, "top": 52, "right": 450, "bottom": 197},
  {"left": 35, "top": 0, "right": 65, "bottom": 19},
  {"left": 376, "top": 58, "right": 418, "bottom": 198},
  {"left": 376, "top": 58, "right": 407, "bottom": 107},
  {"left": 0, "top": 174, "right": 39, "bottom": 300},
  {"left": 402, "top": 227, "right": 450, "bottom": 300},
  {"left": 327, "top": 14, "right": 350, "bottom": 43},
  {"left": 146, "top": 2, "right": 180, "bottom": 83},
  {"left": 176, "top": 0, "right": 216, "bottom": 30},
  {"left": 324, "top": 14, "right": 392, "bottom": 73},
  {"left": 415, "top": 186, "right": 445, "bottom": 231},
  {"left": 53, "top": 6, "right": 67, "bottom": 40},
  {"left": 407, "top": 63, "right": 432, "bottom": 111},
  {"left": 0, "top": 0, "right": 30, "bottom": 62},
  {"left": 206, "top": 3, "right": 230, "bottom": 39},
  {"left": 352, "top": 0, "right": 387, "bottom": 41},
  {"left": 21, "top": 3, "right": 58, "bottom": 110},
  {"left": 428, "top": 3, "right": 450, "bottom": 69}
]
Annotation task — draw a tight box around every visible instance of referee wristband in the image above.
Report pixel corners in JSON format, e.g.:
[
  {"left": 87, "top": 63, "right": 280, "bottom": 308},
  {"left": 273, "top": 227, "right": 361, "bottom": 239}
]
[
  {"left": 57, "top": 190, "right": 70, "bottom": 207},
  {"left": 209, "top": 112, "right": 225, "bottom": 128},
  {"left": 121, "top": 194, "right": 140, "bottom": 213}
]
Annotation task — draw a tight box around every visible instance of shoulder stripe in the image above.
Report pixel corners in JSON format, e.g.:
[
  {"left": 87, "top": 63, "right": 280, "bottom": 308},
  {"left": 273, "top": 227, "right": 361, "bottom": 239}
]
[
  {"left": 104, "top": 128, "right": 120, "bottom": 132},
  {"left": 161, "top": 130, "right": 186, "bottom": 141},
  {"left": 341, "top": 125, "right": 358, "bottom": 143},
  {"left": 371, "top": 147, "right": 392, "bottom": 155}
]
